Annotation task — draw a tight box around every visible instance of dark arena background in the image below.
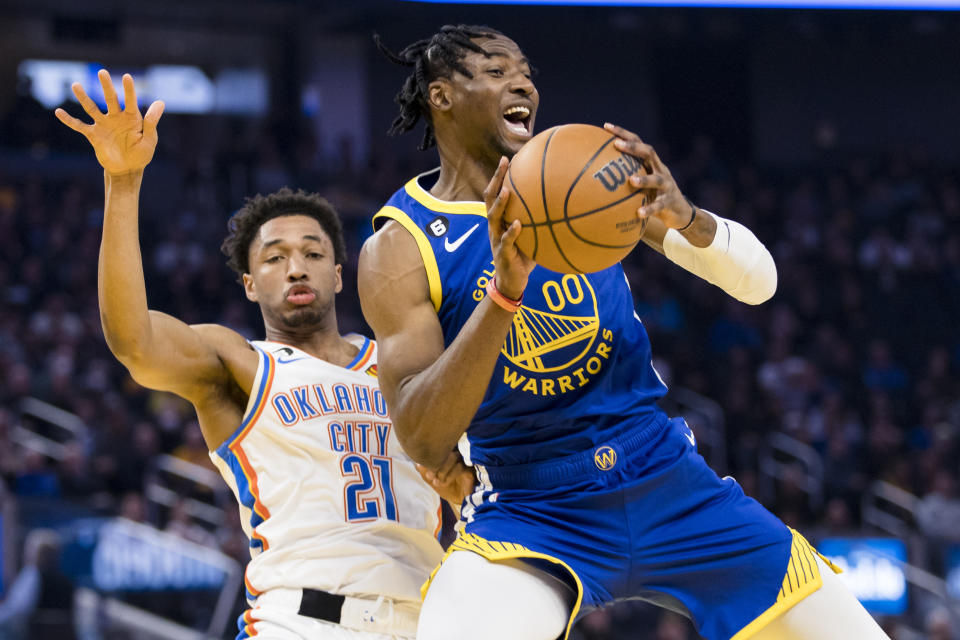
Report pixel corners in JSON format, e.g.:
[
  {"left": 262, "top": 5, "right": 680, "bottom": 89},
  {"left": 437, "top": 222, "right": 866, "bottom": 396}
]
[{"left": 1, "top": 0, "right": 959, "bottom": 638}]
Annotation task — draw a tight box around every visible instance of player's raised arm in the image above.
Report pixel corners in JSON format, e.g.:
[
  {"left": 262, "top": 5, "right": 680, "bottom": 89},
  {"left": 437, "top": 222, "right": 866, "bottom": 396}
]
[
  {"left": 358, "top": 159, "right": 534, "bottom": 469},
  {"left": 55, "top": 70, "right": 237, "bottom": 401},
  {"left": 604, "top": 122, "right": 777, "bottom": 305}
]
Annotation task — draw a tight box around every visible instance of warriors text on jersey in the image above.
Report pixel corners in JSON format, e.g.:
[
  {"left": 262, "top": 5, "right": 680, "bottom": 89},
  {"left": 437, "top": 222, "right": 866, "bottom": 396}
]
[
  {"left": 209, "top": 335, "right": 444, "bottom": 604},
  {"left": 373, "top": 169, "right": 668, "bottom": 467}
]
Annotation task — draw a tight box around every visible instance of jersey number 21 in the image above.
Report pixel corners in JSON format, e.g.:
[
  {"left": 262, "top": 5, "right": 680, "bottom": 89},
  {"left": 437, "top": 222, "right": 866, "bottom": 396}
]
[{"left": 340, "top": 454, "right": 398, "bottom": 522}]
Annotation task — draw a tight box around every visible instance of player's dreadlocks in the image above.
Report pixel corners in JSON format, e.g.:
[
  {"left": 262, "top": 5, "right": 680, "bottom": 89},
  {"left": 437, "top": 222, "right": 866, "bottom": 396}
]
[
  {"left": 221, "top": 187, "right": 347, "bottom": 282},
  {"left": 374, "top": 24, "right": 505, "bottom": 150}
]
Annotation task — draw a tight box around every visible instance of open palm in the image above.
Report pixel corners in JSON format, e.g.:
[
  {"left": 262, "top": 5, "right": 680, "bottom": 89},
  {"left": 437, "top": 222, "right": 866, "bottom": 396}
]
[{"left": 54, "top": 69, "right": 164, "bottom": 175}]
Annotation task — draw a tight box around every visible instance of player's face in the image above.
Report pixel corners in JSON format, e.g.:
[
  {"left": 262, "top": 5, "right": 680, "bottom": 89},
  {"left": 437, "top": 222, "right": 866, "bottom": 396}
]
[
  {"left": 450, "top": 35, "right": 538, "bottom": 159},
  {"left": 243, "top": 215, "right": 342, "bottom": 330}
]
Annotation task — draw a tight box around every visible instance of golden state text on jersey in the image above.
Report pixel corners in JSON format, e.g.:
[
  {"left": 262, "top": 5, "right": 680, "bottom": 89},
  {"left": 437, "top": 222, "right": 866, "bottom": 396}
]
[{"left": 374, "top": 170, "right": 669, "bottom": 467}]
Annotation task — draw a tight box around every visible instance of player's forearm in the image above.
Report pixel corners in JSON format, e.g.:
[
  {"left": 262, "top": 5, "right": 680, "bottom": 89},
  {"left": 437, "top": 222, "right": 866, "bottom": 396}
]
[
  {"left": 97, "top": 170, "right": 154, "bottom": 362},
  {"left": 389, "top": 299, "right": 516, "bottom": 468},
  {"left": 659, "top": 210, "right": 777, "bottom": 305}
]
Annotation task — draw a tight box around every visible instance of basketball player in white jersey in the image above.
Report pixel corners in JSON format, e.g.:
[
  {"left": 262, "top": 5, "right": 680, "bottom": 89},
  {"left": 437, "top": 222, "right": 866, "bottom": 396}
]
[{"left": 56, "top": 70, "right": 469, "bottom": 640}]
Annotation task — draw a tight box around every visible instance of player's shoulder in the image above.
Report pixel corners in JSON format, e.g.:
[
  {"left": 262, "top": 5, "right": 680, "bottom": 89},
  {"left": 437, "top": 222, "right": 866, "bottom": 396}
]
[{"left": 359, "top": 214, "right": 424, "bottom": 275}]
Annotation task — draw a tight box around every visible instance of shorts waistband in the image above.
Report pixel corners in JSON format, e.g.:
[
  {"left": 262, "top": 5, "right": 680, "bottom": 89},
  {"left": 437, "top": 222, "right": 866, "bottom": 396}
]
[
  {"left": 254, "top": 587, "right": 419, "bottom": 637},
  {"left": 476, "top": 413, "right": 670, "bottom": 490}
]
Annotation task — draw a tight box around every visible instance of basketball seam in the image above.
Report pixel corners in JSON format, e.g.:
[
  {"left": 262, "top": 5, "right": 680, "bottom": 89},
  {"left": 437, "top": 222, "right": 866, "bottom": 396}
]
[
  {"left": 540, "top": 127, "right": 581, "bottom": 273},
  {"left": 562, "top": 188, "right": 648, "bottom": 248}
]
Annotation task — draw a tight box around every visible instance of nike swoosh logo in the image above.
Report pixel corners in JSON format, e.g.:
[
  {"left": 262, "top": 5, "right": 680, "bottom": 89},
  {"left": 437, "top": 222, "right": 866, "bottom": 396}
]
[
  {"left": 685, "top": 430, "right": 696, "bottom": 446},
  {"left": 277, "top": 356, "right": 311, "bottom": 364},
  {"left": 444, "top": 223, "right": 481, "bottom": 252}
]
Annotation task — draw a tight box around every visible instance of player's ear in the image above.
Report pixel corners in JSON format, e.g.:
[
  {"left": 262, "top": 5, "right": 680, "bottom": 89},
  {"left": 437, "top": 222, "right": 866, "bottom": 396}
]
[
  {"left": 242, "top": 273, "right": 258, "bottom": 302},
  {"left": 427, "top": 79, "right": 453, "bottom": 112},
  {"left": 334, "top": 264, "right": 343, "bottom": 295}
]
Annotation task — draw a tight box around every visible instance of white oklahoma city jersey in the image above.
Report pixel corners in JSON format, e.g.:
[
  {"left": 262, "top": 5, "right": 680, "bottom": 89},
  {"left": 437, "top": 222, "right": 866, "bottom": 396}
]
[{"left": 209, "top": 335, "right": 443, "bottom": 605}]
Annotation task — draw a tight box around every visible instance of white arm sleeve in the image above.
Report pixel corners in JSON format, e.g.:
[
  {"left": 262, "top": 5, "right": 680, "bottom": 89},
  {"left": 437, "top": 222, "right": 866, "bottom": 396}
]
[{"left": 662, "top": 210, "right": 777, "bottom": 305}]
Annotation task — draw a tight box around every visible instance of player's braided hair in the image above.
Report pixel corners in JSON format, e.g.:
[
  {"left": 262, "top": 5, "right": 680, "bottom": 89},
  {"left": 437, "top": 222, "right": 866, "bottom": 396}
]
[
  {"left": 221, "top": 187, "right": 347, "bottom": 282},
  {"left": 375, "top": 24, "right": 505, "bottom": 150}
]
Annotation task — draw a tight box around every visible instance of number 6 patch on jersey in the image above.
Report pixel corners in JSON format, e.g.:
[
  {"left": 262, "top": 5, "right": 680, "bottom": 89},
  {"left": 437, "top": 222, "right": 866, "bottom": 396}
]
[{"left": 341, "top": 454, "right": 398, "bottom": 522}]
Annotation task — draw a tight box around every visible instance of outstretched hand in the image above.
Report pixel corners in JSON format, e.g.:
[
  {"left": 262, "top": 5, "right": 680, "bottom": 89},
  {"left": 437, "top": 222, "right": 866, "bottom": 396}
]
[
  {"left": 54, "top": 70, "right": 165, "bottom": 176},
  {"left": 484, "top": 157, "right": 536, "bottom": 300},
  {"left": 604, "top": 122, "right": 695, "bottom": 230}
]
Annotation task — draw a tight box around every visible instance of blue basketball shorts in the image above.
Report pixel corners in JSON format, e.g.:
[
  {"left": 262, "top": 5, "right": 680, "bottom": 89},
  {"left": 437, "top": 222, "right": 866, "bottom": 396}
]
[{"left": 427, "top": 414, "right": 838, "bottom": 640}]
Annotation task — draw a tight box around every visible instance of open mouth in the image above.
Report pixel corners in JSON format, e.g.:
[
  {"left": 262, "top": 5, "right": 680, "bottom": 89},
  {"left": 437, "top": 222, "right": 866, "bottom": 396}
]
[{"left": 503, "top": 105, "right": 532, "bottom": 136}]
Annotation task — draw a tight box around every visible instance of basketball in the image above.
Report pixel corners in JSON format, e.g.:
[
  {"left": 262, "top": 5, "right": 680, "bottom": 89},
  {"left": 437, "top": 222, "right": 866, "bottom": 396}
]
[{"left": 503, "top": 123, "right": 654, "bottom": 274}]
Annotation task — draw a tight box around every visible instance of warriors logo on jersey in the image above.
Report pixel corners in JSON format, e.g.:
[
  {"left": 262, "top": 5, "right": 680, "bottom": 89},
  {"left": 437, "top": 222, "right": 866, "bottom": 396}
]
[{"left": 468, "top": 260, "right": 616, "bottom": 397}]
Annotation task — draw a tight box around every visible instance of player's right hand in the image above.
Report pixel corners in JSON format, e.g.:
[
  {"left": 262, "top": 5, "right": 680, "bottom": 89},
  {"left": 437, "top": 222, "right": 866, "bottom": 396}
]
[
  {"left": 54, "top": 69, "right": 165, "bottom": 176},
  {"left": 484, "top": 157, "right": 535, "bottom": 300},
  {"left": 416, "top": 451, "right": 476, "bottom": 509}
]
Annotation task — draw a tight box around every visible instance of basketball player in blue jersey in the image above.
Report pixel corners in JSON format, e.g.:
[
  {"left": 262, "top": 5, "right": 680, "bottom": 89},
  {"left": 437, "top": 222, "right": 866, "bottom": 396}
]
[
  {"left": 55, "top": 70, "right": 473, "bottom": 640},
  {"left": 359, "top": 25, "right": 889, "bottom": 640}
]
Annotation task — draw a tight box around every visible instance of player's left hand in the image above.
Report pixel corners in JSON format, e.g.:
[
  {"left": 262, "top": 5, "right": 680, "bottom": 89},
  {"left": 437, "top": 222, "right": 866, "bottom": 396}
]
[
  {"left": 54, "top": 69, "right": 164, "bottom": 177},
  {"left": 416, "top": 451, "right": 476, "bottom": 508},
  {"left": 603, "top": 123, "right": 696, "bottom": 230}
]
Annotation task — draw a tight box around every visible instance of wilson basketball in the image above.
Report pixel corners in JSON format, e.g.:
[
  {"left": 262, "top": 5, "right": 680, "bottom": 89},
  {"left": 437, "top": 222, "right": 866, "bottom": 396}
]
[{"left": 503, "top": 123, "right": 653, "bottom": 274}]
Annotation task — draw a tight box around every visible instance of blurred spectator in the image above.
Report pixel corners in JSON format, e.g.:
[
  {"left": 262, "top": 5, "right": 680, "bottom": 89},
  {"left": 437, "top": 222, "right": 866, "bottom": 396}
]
[
  {"left": 916, "top": 469, "right": 960, "bottom": 544},
  {"left": 924, "top": 606, "right": 956, "bottom": 640},
  {"left": 118, "top": 491, "right": 149, "bottom": 523},
  {"left": 172, "top": 422, "right": 217, "bottom": 474},
  {"left": 164, "top": 498, "right": 217, "bottom": 548},
  {"left": 0, "top": 529, "right": 75, "bottom": 640},
  {"left": 13, "top": 451, "right": 60, "bottom": 498}
]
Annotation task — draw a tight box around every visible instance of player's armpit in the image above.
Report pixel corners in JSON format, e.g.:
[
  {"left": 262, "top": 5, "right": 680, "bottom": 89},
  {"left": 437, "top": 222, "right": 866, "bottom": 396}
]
[{"left": 119, "top": 312, "right": 247, "bottom": 401}]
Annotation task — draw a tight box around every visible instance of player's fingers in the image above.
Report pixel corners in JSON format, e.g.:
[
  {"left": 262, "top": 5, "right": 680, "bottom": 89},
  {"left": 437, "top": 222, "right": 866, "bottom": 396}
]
[
  {"left": 143, "top": 100, "right": 165, "bottom": 139},
  {"left": 435, "top": 455, "right": 460, "bottom": 482},
  {"left": 487, "top": 186, "right": 511, "bottom": 243},
  {"left": 415, "top": 463, "right": 438, "bottom": 484},
  {"left": 638, "top": 199, "right": 666, "bottom": 220},
  {"left": 72, "top": 83, "right": 103, "bottom": 121},
  {"left": 99, "top": 69, "right": 120, "bottom": 114},
  {"left": 500, "top": 218, "right": 522, "bottom": 249},
  {"left": 603, "top": 122, "right": 640, "bottom": 142},
  {"left": 630, "top": 173, "right": 667, "bottom": 191},
  {"left": 613, "top": 137, "right": 655, "bottom": 161},
  {"left": 483, "top": 156, "right": 509, "bottom": 210},
  {"left": 122, "top": 73, "right": 139, "bottom": 114},
  {"left": 54, "top": 108, "right": 90, "bottom": 135}
]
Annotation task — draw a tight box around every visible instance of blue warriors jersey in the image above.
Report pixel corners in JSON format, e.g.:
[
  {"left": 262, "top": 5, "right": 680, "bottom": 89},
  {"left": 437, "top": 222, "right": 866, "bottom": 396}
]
[
  {"left": 376, "top": 170, "right": 830, "bottom": 640},
  {"left": 373, "top": 169, "right": 669, "bottom": 467}
]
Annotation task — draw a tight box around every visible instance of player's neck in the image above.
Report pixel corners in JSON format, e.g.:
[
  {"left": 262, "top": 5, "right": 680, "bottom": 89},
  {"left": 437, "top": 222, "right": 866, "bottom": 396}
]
[
  {"left": 264, "top": 322, "right": 358, "bottom": 368},
  {"left": 430, "top": 141, "right": 499, "bottom": 203}
]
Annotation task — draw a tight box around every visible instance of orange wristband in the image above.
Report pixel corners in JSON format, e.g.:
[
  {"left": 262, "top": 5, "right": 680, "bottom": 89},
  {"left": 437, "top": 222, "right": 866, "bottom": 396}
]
[{"left": 485, "top": 277, "right": 523, "bottom": 312}]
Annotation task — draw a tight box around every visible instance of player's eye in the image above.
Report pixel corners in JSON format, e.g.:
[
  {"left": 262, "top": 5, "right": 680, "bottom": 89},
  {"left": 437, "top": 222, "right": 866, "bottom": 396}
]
[
  {"left": 486, "top": 68, "right": 504, "bottom": 78},
  {"left": 265, "top": 255, "right": 283, "bottom": 263},
  {"left": 306, "top": 252, "right": 323, "bottom": 259}
]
